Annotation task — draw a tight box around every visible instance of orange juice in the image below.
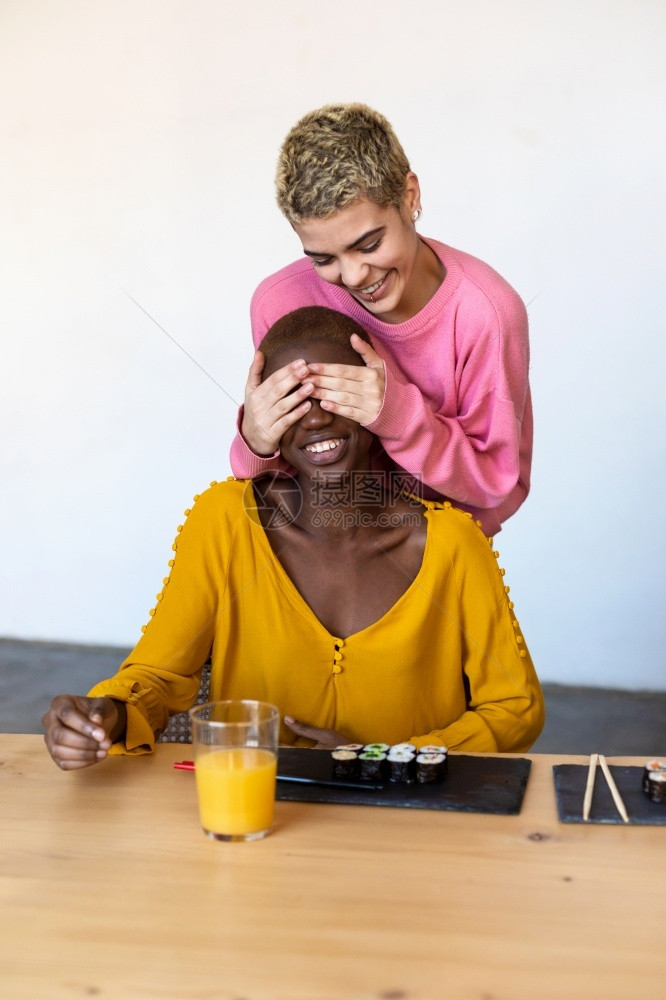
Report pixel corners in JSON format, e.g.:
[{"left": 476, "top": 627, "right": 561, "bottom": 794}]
[{"left": 195, "top": 747, "right": 277, "bottom": 837}]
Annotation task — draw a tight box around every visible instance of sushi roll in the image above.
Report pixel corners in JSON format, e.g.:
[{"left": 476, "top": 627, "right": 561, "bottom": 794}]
[
  {"left": 390, "top": 742, "right": 418, "bottom": 756},
  {"left": 335, "top": 743, "right": 364, "bottom": 752},
  {"left": 358, "top": 751, "right": 386, "bottom": 782},
  {"left": 642, "top": 759, "right": 666, "bottom": 794},
  {"left": 645, "top": 771, "right": 666, "bottom": 804},
  {"left": 331, "top": 749, "right": 358, "bottom": 780},
  {"left": 418, "top": 745, "right": 449, "bottom": 756},
  {"left": 387, "top": 747, "right": 415, "bottom": 784},
  {"left": 363, "top": 743, "right": 390, "bottom": 754},
  {"left": 415, "top": 752, "right": 448, "bottom": 784}
]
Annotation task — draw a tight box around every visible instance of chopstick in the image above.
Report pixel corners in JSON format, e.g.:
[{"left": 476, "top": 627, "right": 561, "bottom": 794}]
[
  {"left": 598, "top": 755, "right": 630, "bottom": 823},
  {"left": 582, "top": 753, "right": 630, "bottom": 823},
  {"left": 173, "top": 761, "right": 382, "bottom": 791},
  {"left": 582, "top": 753, "right": 598, "bottom": 821},
  {"left": 276, "top": 774, "right": 384, "bottom": 791}
]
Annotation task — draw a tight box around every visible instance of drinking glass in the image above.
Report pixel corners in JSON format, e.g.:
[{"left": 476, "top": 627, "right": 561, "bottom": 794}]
[{"left": 189, "top": 700, "right": 279, "bottom": 842}]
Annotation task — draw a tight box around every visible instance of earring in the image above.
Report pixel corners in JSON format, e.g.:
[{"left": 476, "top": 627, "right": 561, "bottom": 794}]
[{"left": 412, "top": 209, "right": 421, "bottom": 222}]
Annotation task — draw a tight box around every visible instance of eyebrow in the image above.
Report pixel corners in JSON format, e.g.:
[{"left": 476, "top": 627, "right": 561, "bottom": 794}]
[{"left": 302, "top": 226, "right": 385, "bottom": 258}]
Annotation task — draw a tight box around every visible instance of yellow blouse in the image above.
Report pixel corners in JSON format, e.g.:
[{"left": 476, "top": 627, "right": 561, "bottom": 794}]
[{"left": 89, "top": 479, "right": 544, "bottom": 753}]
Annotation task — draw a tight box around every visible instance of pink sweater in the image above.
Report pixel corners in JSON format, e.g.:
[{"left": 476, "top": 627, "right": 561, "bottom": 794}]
[{"left": 230, "top": 238, "right": 532, "bottom": 536}]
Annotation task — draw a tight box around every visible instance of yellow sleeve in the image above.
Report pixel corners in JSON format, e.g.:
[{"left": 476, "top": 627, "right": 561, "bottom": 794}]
[
  {"left": 410, "top": 517, "right": 545, "bottom": 753},
  {"left": 87, "top": 485, "right": 231, "bottom": 754}
]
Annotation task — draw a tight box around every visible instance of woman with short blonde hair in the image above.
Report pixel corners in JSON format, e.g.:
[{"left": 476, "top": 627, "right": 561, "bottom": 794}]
[{"left": 231, "top": 103, "right": 533, "bottom": 539}]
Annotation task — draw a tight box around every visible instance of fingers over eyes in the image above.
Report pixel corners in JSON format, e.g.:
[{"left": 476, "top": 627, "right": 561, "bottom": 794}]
[
  {"left": 307, "top": 363, "right": 369, "bottom": 381},
  {"left": 262, "top": 364, "right": 306, "bottom": 400},
  {"left": 309, "top": 387, "right": 366, "bottom": 406},
  {"left": 271, "top": 385, "right": 312, "bottom": 419}
]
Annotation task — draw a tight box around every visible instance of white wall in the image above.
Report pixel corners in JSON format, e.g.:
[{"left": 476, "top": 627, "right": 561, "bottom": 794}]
[{"left": 1, "top": 0, "right": 665, "bottom": 688}]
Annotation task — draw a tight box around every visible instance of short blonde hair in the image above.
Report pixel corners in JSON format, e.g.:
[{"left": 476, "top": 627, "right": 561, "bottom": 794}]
[{"left": 276, "top": 103, "right": 411, "bottom": 225}]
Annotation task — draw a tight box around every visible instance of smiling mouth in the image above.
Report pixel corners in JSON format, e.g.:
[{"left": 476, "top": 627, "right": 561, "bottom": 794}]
[
  {"left": 359, "top": 276, "right": 384, "bottom": 295},
  {"left": 301, "top": 436, "right": 349, "bottom": 465},
  {"left": 304, "top": 437, "right": 345, "bottom": 454}
]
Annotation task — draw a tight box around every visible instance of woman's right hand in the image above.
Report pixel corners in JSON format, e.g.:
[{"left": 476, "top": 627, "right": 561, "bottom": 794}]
[
  {"left": 240, "top": 350, "right": 314, "bottom": 456},
  {"left": 42, "top": 695, "right": 126, "bottom": 770}
]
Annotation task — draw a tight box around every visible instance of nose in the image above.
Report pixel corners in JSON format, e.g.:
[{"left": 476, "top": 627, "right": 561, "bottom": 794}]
[
  {"left": 299, "top": 397, "right": 335, "bottom": 429},
  {"left": 338, "top": 254, "right": 369, "bottom": 290}
]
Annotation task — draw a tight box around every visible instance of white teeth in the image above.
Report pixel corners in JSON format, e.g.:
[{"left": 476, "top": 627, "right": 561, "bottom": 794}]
[
  {"left": 304, "top": 438, "right": 343, "bottom": 454},
  {"left": 360, "top": 277, "right": 383, "bottom": 295}
]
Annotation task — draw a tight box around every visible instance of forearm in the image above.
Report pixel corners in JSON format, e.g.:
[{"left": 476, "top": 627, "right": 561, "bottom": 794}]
[
  {"left": 89, "top": 661, "right": 205, "bottom": 754},
  {"left": 230, "top": 424, "right": 287, "bottom": 479},
  {"left": 409, "top": 693, "right": 544, "bottom": 754},
  {"left": 369, "top": 373, "right": 523, "bottom": 510},
  {"left": 230, "top": 410, "right": 297, "bottom": 480}
]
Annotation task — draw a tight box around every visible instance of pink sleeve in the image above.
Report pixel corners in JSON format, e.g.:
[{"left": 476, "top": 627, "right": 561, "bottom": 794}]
[
  {"left": 367, "top": 301, "right": 530, "bottom": 512},
  {"left": 229, "top": 409, "right": 292, "bottom": 479}
]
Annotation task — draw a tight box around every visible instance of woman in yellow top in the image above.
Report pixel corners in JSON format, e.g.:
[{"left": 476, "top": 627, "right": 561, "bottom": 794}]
[{"left": 43, "top": 307, "right": 544, "bottom": 769}]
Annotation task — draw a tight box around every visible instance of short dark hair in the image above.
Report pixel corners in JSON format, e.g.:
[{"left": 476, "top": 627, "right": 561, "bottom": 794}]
[{"left": 259, "top": 307, "right": 371, "bottom": 369}]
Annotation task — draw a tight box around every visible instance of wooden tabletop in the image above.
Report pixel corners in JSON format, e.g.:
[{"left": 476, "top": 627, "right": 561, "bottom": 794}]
[{"left": 1, "top": 734, "right": 664, "bottom": 1000}]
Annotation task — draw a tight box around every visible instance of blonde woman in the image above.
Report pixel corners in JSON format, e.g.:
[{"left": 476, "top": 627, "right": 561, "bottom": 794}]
[{"left": 231, "top": 103, "right": 532, "bottom": 537}]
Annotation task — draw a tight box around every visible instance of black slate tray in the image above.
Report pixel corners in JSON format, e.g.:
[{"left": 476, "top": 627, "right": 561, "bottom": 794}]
[
  {"left": 276, "top": 748, "right": 531, "bottom": 815},
  {"left": 553, "top": 764, "right": 666, "bottom": 826}
]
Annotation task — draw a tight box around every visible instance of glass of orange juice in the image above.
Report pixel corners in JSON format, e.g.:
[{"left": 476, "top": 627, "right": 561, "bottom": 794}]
[{"left": 189, "top": 700, "right": 280, "bottom": 842}]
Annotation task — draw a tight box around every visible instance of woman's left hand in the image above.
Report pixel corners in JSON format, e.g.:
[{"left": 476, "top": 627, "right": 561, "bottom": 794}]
[
  {"left": 283, "top": 715, "right": 348, "bottom": 749},
  {"left": 304, "top": 333, "right": 385, "bottom": 425}
]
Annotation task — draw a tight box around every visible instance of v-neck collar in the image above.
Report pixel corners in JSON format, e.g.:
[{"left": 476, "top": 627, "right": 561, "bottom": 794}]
[{"left": 245, "top": 495, "right": 434, "bottom": 642}]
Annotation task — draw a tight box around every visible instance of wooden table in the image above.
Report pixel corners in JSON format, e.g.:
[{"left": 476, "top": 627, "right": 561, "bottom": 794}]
[{"left": 1, "top": 735, "right": 664, "bottom": 1000}]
